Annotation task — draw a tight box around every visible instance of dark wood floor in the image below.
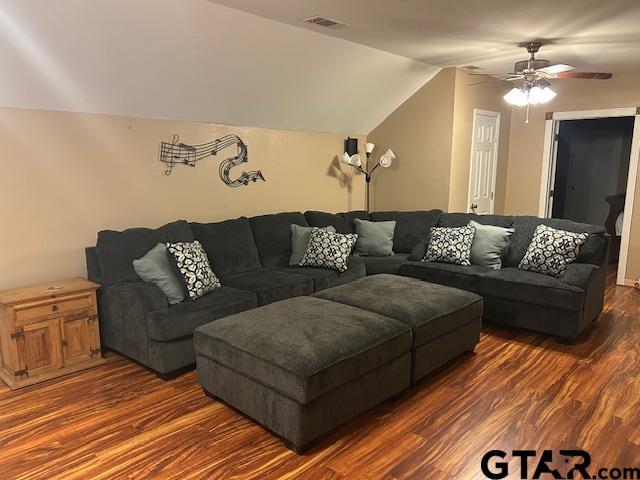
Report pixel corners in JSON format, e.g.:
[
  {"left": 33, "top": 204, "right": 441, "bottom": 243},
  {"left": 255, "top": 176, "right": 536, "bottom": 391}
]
[{"left": 1, "top": 272, "right": 638, "bottom": 479}]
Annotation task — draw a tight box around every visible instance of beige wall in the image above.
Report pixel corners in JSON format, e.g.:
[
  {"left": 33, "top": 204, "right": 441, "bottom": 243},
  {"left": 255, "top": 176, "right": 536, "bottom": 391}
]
[
  {"left": 505, "top": 71, "right": 640, "bottom": 280},
  {"left": 0, "top": 107, "right": 365, "bottom": 289},
  {"left": 368, "top": 67, "right": 511, "bottom": 214},
  {"left": 368, "top": 68, "right": 455, "bottom": 211},
  {"left": 449, "top": 69, "right": 512, "bottom": 213}
]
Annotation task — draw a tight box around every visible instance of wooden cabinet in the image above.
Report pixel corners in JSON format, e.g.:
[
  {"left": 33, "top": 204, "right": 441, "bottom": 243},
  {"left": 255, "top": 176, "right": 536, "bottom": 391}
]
[{"left": 0, "top": 278, "right": 105, "bottom": 389}]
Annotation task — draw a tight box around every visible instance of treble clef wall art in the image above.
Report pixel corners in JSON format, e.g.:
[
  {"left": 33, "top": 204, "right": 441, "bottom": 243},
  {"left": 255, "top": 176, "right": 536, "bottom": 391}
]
[{"left": 159, "top": 134, "right": 265, "bottom": 187}]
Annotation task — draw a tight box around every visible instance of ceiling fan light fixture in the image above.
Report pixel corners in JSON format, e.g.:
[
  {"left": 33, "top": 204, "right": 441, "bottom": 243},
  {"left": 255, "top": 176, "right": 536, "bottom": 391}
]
[
  {"left": 530, "top": 85, "right": 557, "bottom": 104},
  {"left": 504, "top": 87, "right": 529, "bottom": 106}
]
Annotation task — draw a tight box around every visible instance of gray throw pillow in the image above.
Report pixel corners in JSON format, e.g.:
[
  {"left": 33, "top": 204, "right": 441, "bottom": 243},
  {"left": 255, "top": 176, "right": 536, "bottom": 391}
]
[
  {"left": 289, "top": 225, "right": 336, "bottom": 265},
  {"left": 133, "top": 243, "right": 185, "bottom": 304},
  {"left": 354, "top": 218, "right": 396, "bottom": 256},
  {"left": 468, "top": 220, "right": 514, "bottom": 270}
]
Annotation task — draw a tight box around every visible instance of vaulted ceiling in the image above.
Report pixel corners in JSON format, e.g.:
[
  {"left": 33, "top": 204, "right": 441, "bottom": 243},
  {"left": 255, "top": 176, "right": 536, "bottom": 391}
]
[
  {"left": 212, "top": 0, "right": 640, "bottom": 73},
  {"left": 0, "top": 0, "right": 439, "bottom": 134}
]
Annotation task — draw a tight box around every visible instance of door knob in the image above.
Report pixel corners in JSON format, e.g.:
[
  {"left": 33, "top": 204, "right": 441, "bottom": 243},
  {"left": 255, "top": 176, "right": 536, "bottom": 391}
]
[{"left": 470, "top": 204, "right": 478, "bottom": 213}]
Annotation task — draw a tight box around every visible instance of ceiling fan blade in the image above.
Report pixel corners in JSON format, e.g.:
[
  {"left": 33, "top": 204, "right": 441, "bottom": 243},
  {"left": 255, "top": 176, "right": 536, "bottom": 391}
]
[
  {"left": 466, "top": 80, "right": 504, "bottom": 86},
  {"left": 555, "top": 72, "right": 613, "bottom": 79},
  {"left": 536, "top": 63, "right": 576, "bottom": 75},
  {"left": 466, "top": 76, "right": 523, "bottom": 86},
  {"left": 467, "top": 72, "right": 516, "bottom": 77}
]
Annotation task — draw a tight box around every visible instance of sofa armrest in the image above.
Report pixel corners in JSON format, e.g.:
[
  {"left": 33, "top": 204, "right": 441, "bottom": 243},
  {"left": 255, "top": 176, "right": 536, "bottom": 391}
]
[
  {"left": 562, "top": 263, "right": 599, "bottom": 289},
  {"left": 110, "top": 282, "right": 169, "bottom": 313},
  {"left": 98, "top": 282, "right": 168, "bottom": 365}
]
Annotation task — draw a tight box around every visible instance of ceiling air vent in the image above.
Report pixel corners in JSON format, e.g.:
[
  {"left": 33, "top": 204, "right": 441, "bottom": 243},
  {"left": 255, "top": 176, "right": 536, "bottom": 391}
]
[
  {"left": 302, "top": 15, "right": 350, "bottom": 29},
  {"left": 462, "top": 65, "right": 484, "bottom": 71}
]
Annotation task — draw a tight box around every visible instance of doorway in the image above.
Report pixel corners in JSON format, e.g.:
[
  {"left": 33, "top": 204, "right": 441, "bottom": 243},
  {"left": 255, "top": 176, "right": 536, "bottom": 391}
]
[
  {"left": 551, "top": 117, "right": 633, "bottom": 226},
  {"left": 539, "top": 107, "right": 640, "bottom": 286},
  {"left": 468, "top": 109, "right": 500, "bottom": 214}
]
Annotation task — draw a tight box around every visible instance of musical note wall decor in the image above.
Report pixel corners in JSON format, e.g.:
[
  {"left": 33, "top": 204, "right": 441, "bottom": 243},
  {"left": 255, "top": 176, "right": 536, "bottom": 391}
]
[{"left": 160, "top": 134, "right": 265, "bottom": 187}]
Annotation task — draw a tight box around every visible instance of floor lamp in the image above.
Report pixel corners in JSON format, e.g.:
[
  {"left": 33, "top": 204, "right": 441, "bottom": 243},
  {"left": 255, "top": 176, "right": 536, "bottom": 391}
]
[{"left": 341, "top": 142, "right": 395, "bottom": 212}]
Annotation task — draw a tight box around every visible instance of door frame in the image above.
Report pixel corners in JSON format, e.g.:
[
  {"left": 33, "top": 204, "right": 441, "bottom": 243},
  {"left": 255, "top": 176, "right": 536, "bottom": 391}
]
[
  {"left": 538, "top": 106, "right": 640, "bottom": 286},
  {"left": 468, "top": 109, "right": 501, "bottom": 214}
]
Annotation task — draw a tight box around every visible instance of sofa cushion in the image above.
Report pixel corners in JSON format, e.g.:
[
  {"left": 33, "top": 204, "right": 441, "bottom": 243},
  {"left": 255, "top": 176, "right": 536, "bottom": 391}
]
[
  {"left": 193, "top": 296, "right": 412, "bottom": 404},
  {"left": 223, "top": 269, "right": 314, "bottom": 306},
  {"left": 274, "top": 256, "right": 366, "bottom": 292},
  {"left": 424, "top": 226, "right": 476, "bottom": 266},
  {"left": 505, "top": 216, "right": 606, "bottom": 267},
  {"left": 341, "top": 210, "right": 370, "bottom": 232},
  {"left": 191, "top": 217, "right": 262, "bottom": 278},
  {"left": 518, "top": 224, "right": 588, "bottom": 278},
  {"left": 133, "top": 243, "right": 185, "bottom": 304},
  {"left": 304, "top": 211, "right": 352, "bottom": 234},
  {"left": 289, "top": 225, "right": 335, "bottom": 265},
  {"left": 146, "top": 286, "right": 257, "bottom": 342},
  {"left": 399, "top": 261, "right": 493, "bottom": 292},
  {"left": 166, "top": 241, "right": 221, "bottom": 300},
  {"left": 96, "top": 220, "right": 194, "bottom": 285},
  {"left": 354, "top": 218, "right": 396, "bottom": 256},
  {"left": 360, "top": 254, "right": 409, "bottom": 275},
  {"left": 478, "top": 268, "right": 585, "bottom": 311},
  {"left": 250, "top": 212, "right": 308, "bottom": 267},
  {"left": 469, "top": 220, "right": 514, "bottom": 270},
  {"left": 369, "top": 210, "right": 442, "bottom": 253},
  {"left": 299, "top": 229, "right": 358, "bottom": 273},
  {"left": 438, "top": 213, "right": 515, "bottom": 228},
  {"left": 314, "top": 274, "right": 482, "bottom": 347}
]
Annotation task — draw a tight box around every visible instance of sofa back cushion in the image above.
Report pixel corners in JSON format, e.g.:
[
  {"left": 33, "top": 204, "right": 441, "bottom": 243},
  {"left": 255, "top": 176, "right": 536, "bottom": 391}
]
[
  {"left": 341, "top": 210, "right": 370, "bottom": 232},
  {"left": 250, "top": 212, "right": 308, "bottom": 267},
  {"left": 304, "top": 211, "right": 352, "bottom": 233},
  {"left": 505, "top": 216, "right": 607, "bottom": 267},
  {"left": 438, "top": 213, "right": 515, "bottom": 228},
  {"left": 304, "top": 210, "right": 369, "bottom": 234},
  {"left": 96, "top": 220, "right": 194, "bottom": 285},
  {"left": 370, "top": 210, "right": 442, "bottom": 253},
  {"left": 191, "top": 217, "right": 261, "bottom": 278}
]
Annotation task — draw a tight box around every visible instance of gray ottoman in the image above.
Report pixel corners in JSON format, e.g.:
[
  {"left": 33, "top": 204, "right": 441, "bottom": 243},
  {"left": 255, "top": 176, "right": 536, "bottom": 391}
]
[
  {"left": 194, "top": 296, "right": 412, "bottom": 453},
  {"left": 314, "top": 274, "right": 483, "bottom": 384}
]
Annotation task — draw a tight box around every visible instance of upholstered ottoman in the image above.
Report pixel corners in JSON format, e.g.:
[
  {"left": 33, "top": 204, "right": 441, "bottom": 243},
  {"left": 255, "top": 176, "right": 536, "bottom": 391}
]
[
  {"left": 314, "top": 274, "right": 483, "bottom": 384},
  {"left": 194, "top": 296, "right": 412, "bottom": 453}
]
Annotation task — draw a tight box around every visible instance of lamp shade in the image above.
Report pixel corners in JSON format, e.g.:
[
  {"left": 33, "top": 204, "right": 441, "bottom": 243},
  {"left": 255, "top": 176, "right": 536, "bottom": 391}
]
[
  {"left": 528, "top": 86, "right": 556, "bottom": 104},
  {"left": 379, "top": 149, "right": 395, "bottom": 168},
  {"left": 351, "top": 153, "right": 362, "bottom": 168},
  {"left": 503, "top": 87, "right": 529, "bottom": 106},
  {"left": 365, "top": 142, "right": 375, "bottom": 154},
  {"left": 340, "top": 152, "right": 352, "bottom": 165}
]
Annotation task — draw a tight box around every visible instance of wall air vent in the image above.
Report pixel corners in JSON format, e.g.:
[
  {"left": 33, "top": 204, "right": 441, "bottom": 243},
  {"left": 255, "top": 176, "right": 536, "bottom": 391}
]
[{"left": 302, "top": 16, "right": 350, "bottom": 29}]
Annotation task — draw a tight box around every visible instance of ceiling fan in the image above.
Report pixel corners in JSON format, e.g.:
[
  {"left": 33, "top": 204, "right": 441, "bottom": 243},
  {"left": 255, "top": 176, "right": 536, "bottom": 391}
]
[{"left": 469, "top": 41, "right": 613, "bottom": 122}]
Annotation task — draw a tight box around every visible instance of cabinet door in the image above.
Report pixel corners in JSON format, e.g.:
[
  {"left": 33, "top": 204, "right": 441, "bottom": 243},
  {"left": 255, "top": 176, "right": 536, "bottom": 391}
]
[
  {"left": 15, "top": 319, "right": 63, "bottom": 377},
  {"left": 60, "top": 313, "right": 95, "bottom": 365}
]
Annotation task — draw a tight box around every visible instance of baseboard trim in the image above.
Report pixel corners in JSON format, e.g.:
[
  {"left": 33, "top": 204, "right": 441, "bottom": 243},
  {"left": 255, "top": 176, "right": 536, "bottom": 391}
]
[{"left": 623, "top": 278, "right": 639, "bottom": 288}]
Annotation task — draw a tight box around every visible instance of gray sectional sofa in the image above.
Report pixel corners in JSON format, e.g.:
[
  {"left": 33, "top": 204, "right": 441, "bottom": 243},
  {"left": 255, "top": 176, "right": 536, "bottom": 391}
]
[{"left": 86, "top": 208, "right": 609, "bottom": 378}]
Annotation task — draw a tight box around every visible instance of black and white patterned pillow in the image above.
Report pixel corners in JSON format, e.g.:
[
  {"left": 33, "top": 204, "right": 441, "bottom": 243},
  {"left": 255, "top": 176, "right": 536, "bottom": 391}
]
[
  {"left": 518, "top": 224, "right": 587, "bottom": 278},
  {"left": 299, "top": 228, "right": 358, "bottom": 272},
  {"left": 422, "top": 226, "right": 475, "bottom": 266},
  {"left": 166, "top": 241, "right": 221, "bottom": 300}
]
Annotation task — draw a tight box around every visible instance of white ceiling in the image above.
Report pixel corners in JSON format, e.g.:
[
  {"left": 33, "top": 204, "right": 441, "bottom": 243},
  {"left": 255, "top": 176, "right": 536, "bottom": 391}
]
[
  {"left": 211, "top": 0, "right": 640, "bottom": 73},
  {"left": 0, "top": 0, "right": 439, "bottom": 134}
]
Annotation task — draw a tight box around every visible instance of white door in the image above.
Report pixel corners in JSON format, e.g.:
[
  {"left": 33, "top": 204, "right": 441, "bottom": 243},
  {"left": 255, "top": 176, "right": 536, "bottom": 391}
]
[{"left": 468, "top": 110, "right": 500, "bottom": 214}]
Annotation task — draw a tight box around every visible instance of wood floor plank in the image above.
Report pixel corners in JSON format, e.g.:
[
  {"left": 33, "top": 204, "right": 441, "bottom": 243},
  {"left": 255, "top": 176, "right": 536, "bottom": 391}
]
[{"left": 0, "top": 270, "right": 638, "bottom": 479}]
